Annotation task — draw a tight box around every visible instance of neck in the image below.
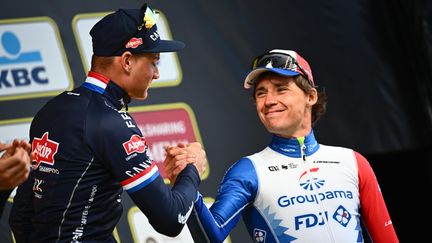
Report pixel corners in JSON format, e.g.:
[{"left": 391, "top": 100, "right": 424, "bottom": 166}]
[
  {"left": 91, "top": 64, "right": 128, "bottom": 95},
  {"left": 269, "top": 130, "right": 320, "bottom": 158},
  {"left": 277, "top": 112, "right": 313, "bottom": 138},
  {"left": 274, "top": 123, "right": 312, "bottom": 139}
]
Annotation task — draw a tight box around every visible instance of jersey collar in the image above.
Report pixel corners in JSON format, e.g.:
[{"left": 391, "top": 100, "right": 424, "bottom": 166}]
[
  {"left": 269, "top": 130, "right": 320, "bottom": 158},
  {"left": 82, "top": 71, "right": 130, "bottom": 110}
]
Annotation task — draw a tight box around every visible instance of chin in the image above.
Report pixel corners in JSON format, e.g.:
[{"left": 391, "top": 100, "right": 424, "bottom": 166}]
[
  {"left": 264, "top": 121, "right": 280, "bottom": 130},
  {"left": 265, "top": 125, "right": 288, "bottom": 135},
  {"left": 264, "top": 125, "right": 278, "bottom": 134},
  {"left": 132, "top": 92, "right": 148, "bottom": 100}
]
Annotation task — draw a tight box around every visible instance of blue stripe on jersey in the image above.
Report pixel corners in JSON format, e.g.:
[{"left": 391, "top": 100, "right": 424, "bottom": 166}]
[
  {"left": 126, "top": 170, "right": 160, "bottom": 193},
  {"left": 82, "top": 82, "right": 105, "bottom": 94}
]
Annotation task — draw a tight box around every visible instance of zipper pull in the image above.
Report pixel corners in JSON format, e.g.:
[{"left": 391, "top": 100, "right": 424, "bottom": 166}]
[
  {"left": 297, "top": 137, "right": 306, "bottom": 162},
  {"left": 301, "top": 144, "right": 306, "bottom": 162}
]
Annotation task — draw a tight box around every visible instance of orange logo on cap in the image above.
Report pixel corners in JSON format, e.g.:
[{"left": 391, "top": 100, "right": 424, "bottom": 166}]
[{"left": 125, "top": 37, "right": 143, "bottom": 49}]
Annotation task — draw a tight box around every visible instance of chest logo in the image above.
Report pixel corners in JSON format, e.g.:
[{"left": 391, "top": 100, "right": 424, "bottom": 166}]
[
  {"left": 298, "top": 167, "right": 325, "bottom": 191},
  {"left": 32, "top": 132, "right": 59, "bottom": 169}
]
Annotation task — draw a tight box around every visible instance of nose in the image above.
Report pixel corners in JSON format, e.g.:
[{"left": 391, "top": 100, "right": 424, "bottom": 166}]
[
  {"left": 153, "top": 65, "right": 160, "bottom": 80},
  {"left": 264, "top": 91, "right": 277, "bottom": 106}
]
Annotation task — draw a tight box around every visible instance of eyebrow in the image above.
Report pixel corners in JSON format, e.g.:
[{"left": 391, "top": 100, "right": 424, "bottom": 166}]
[
  {"left": 273, "top": 82, "right": 287, "bottom": 87},
  {"left": 145, "top": 53, "right": 160, "bottom": 60},
  {"left": 254, "top": 86, "right": 267, "bottom": 93},
  {"left": 256, "top": 80, "right": 286, "bottom": 89},
  {"left": 152, "top": 52, "right": 160, "bottom": 59}
]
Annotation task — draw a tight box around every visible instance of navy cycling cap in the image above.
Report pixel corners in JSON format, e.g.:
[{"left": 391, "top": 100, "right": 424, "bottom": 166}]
[{"left": 90, "top": 3, "right": 185, "bottom": 56}]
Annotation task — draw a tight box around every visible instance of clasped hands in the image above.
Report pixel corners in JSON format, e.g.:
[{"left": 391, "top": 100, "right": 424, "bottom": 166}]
[
  {"left": 0, "top": 139, "right": 33, "bottom": 190},
  {"left": 163, "top": 142, "right": 207, "bottom": 185}
]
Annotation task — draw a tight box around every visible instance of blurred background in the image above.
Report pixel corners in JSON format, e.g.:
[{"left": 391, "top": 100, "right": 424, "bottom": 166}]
[{"left": 1, "top": 0, "right": 431, "bottom": 242}]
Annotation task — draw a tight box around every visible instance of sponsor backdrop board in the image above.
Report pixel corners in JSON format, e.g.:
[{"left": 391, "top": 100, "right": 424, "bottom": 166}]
[
  {"left": 128, "top": 103, "right": 209, "bottom": 180},
  {"left": 0, "top": 18, "right": 73, "bottom": 101},
  {"left": 0, "top": 118, "right": 31, "bottom": 144}
]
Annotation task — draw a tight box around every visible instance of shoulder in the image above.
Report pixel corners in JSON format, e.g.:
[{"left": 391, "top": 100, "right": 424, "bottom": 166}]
[
  {"left": 221, "top": 157, "right": 256, "bottom": 182},
  {"left": 221, "top": 157, "right": 257, "bottom": 185},
  {"left": 228, "top": 157, "right": 256, "bottom": 172},
  {"left": 87, "top": 99, "right": 135, "bottom": 132},
  {"left": 316, "top": 144, "right": 360, "bottom": 160},
  {"left": 217, "top": 157, "right": 259, "bottom": 201},
  {"left": 318, "top": 144, "right": 354, "bottom": 153},
  {"left": 319, "top": 145, "right": 374, "bottom": 177},
  {"left": 323, "top": 145, "right": 371, "bottom": 166},
  {"left": 84, "top": 96, "right": 142, "bottom": 148}
]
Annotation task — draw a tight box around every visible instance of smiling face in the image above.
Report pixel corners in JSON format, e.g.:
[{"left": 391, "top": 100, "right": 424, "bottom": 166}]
[{"left": 253, "top": 73, "right": 317, "bottom": 138}]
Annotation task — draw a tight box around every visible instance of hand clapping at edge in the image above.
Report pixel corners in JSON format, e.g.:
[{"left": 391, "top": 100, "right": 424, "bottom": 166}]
[{"left": 0, "top": 139, "right": 33, "bottom": 190}]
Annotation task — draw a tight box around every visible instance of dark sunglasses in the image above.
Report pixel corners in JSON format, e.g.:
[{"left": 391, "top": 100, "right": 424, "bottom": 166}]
[{"left": 251, "top": 52, "right": 312, "bottom": 85}]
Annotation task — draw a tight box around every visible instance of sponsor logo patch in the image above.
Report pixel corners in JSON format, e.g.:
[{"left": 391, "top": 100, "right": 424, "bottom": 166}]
[
  {"left": 332, "top": 205, "right": 351, "bottom": 227},
  {"left": 0, "top": 17, "right": 73, "bottom": 101},
  {"left": 298, "top": 167, "right": 325, "bottom": 191},
  {"left": 123, "top": 134, "right": 147, "bottom": 155},
  {"left": 32, "top": 178, "right": 44, "bottom": 199},
  {"left": 31, "top": 131, "right": 59, "bottom": 168},
  {"left": 125, "top": 37, "right": 143, "bottom": 49},
  {"left": 253, "top": 228, "right": 266, "bottom": 243}
]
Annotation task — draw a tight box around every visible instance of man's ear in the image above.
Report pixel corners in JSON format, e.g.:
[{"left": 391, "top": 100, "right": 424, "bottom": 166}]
[
  {"left": 307, "top": 88, "right": 318, "bottom": 106},
  {"left": 120, "top": 51, "right": 133, "bottom": 73}
]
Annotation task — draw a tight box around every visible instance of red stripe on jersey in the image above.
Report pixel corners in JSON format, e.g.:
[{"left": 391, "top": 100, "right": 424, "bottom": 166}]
[
  {"left": 88, "top": 71, "right": 110, "bottom": 84},
  {"left": 120, "top": 162, "right": 156, "bottom": 186}
]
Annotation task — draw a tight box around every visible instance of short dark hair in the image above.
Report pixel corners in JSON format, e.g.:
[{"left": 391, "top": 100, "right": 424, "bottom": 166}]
[
  {"left": 295, "top": 75, "right": 327, "bottom": 126},
  {"left": 251, "top": 72, "right": 327, "bottom": 126},
  {"left": 91, "top": 55, "right": 115, "bottom": 71}
]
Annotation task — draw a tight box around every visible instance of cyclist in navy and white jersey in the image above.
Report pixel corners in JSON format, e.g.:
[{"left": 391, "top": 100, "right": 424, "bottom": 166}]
[
  {"left": 9, "top": 4, "right": 206, "bottom": 242},
  {"left": 166, "top": 49, "right": 399, "bottom": 243}
]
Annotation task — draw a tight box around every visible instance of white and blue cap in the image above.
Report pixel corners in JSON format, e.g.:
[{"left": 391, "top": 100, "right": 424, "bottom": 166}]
[{"left": 244, "top": 49, "right": 314, "bottom": 89}]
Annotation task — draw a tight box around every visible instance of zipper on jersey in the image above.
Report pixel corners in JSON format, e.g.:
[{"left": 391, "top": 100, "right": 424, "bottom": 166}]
[{"left": 298, "top": 137, "right": 336, "bottom": 243}]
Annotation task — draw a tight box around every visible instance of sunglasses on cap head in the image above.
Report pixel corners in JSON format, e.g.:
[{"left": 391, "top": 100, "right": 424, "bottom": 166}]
[
  {"left": 251, "top": 52, "right": 312, "bottom": 86},
  {"left": 111, "top": 4, "right": 159, "bottom": 56}
]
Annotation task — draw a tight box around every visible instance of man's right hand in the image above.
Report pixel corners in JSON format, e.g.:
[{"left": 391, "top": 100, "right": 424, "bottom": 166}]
[
  {"left": 0, "top": 139, "right": 32, "bottom": 190},
  {"left": 163, "top": 142, "right": 207, "bottom": 185}
]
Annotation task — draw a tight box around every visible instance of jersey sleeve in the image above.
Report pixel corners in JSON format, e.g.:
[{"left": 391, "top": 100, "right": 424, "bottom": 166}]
[
  {"left": 355, "top": 151, "right": 399, "bottom": 243},
  {"left": 189, "top": 157, "right": 258, "bottom": 242},
  {"left": 87, "top": 109, "right": 200, "bottom": 237}
]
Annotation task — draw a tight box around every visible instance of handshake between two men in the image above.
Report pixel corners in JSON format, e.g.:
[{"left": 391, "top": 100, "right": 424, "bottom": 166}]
[{"left": 163, "top": 142, "right": 207, "bottom": 185}]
